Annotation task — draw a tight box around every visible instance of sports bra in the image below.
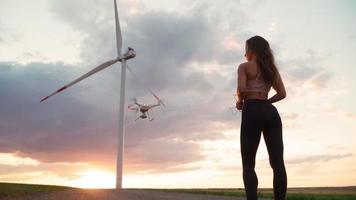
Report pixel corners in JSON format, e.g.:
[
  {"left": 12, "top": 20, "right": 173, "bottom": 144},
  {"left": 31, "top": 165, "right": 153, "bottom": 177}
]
[{"left": 245, "top": 71, "right": 271, "bottom": 94}]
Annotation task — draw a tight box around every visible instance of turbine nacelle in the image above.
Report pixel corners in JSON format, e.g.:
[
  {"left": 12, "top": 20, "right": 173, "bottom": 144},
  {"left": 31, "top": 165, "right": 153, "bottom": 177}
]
[{"left": 118, "top": 47, "right": 136, "bottom": 61}]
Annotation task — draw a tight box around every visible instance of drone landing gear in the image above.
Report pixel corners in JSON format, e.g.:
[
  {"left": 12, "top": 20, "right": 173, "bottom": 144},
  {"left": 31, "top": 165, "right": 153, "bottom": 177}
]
[{"left": 147, "top": 110, "right": 154, "bottom": 121}]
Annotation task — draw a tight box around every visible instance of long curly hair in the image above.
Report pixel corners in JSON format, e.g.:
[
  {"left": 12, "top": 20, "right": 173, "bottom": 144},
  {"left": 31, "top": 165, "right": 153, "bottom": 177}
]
[{"left": 246, "top": 35, "right": 279, "bottom": 85}]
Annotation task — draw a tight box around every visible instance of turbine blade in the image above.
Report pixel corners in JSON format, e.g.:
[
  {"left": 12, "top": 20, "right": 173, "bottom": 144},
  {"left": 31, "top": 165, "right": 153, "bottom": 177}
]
[
  {"left": 40, "top": 59, "right": 118, "bottom": 102},
  {"left": 114, "top": 0, "right": 123, "bottom": 56}
]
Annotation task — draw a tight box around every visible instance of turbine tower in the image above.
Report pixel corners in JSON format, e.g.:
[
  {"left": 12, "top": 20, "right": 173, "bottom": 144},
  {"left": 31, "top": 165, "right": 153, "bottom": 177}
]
[{"left": 40, "top": 0, "right": 132, "bottom": 190}]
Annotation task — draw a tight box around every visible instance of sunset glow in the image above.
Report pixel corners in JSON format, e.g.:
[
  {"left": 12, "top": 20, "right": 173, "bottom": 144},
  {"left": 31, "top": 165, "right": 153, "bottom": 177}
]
[
  {"left": 68, "top": 170, "right": 116, "bottom": 189},
  {"left": 0, "top": 0, "right": 355, "bottom": 189}
]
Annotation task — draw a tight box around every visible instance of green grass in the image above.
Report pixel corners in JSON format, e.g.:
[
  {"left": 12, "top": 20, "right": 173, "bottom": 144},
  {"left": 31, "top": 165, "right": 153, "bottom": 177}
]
[
  {"left": 0, "top": 182, "right": 73, "bottom": 198},
  {"left": 283, "top": 193, "right": 356, "bottom": 200},
  {"left": 1, "top": 182, "right": 356, "bottom": 200},
  {"left": 138, "top": 188, "right": 356, "bottom": 200},
  {"left": 258, "top": 192, "right": 356, "bottom": 200}
]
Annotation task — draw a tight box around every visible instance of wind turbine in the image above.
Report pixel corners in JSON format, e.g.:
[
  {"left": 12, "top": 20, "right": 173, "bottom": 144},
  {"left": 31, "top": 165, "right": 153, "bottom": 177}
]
[{"left": 40, "top": 0, "right": 133, "bottom": 190}]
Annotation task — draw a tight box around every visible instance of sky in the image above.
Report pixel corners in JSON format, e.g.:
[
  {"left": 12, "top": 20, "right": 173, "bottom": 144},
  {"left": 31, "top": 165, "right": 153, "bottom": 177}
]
[{"left": 0, "top": 0, "right": 355, "bottom": 189}]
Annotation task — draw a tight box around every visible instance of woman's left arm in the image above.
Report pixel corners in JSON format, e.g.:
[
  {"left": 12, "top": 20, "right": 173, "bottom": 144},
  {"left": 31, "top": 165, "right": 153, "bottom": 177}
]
[
  {"left": 236, "top": 64, "right": 247, "bottom": 110},
  {"left": 237, "top": 64, "right": 247, "bottom": 99}
]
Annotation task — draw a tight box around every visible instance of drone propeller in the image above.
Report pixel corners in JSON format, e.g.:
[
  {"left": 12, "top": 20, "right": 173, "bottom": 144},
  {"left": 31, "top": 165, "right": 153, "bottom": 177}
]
[
  {"left": 130, "top": 97, "right": 138, "bottom": 104},
  {"left": 150, "top": 89, "right": 165, "bottom": 108},
  {"left": 128, "top": 104, "right": 139, "bottom": 114},
  {"left": 126, "top": 64, "right": 165, "bottom": 107}
]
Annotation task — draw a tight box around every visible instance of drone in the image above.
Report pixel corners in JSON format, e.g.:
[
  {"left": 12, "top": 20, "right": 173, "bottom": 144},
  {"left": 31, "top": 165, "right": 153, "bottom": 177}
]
[{"left": 128, "top": 95, "right": 165, "bottom": 121}]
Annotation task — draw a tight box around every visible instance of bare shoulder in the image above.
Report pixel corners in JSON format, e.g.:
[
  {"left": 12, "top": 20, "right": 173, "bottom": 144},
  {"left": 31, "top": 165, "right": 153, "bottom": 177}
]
[
  {"left": 238, "top": 62, "right": 249, "bottom": 72},
  {"left": 239, "top": 61, "right": 251, "bottom": 67},
  {"left": 239, "top": 61, "right": 256, "bottom": 69}
]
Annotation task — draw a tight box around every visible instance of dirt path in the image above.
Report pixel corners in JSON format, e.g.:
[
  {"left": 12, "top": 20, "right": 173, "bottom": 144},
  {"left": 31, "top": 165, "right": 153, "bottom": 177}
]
[{"left": 1, "top": 189, "right": 273, "bottom": 200}]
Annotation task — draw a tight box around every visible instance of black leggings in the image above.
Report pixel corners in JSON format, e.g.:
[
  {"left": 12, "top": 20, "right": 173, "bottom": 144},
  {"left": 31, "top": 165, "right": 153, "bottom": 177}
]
[{"left": 240, "top": 99, "right": 287, "bottom": 200}]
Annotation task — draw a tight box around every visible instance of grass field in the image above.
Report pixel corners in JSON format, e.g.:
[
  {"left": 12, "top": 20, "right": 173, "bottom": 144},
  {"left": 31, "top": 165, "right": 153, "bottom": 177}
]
[
  {"left": 0, "top": 182, "right": 73, "bottom": 198},
  {"left": 0, "top": 182, "right": 355, "bottom": 200},
  {"left": 146, "top": 187, "right": 356, "bottom": 200}
]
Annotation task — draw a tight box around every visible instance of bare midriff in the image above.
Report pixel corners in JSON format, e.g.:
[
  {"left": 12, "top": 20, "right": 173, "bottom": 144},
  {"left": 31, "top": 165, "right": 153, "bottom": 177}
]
[{"left": 243, "top": 91, "right": 268, "bottom": 100}]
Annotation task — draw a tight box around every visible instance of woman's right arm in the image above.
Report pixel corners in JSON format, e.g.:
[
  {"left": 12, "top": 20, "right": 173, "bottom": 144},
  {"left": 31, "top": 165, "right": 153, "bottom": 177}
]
[{"left": 267, "top": 71, "right": 286, "bottom": 103}]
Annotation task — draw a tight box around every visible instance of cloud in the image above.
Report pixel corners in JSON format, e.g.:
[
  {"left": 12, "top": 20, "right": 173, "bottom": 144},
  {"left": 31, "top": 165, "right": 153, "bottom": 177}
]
[
  {"left": 0, "top": 61, "right": 219, "bottom": 172},
  {"left": 273, "top": 48, "right": 335, "bottom": 102},
  {"left": 278, "top": 49, "right": 333, "bottom": 85},
  {"left": 0, "top": 152, "right": 92, "bottom": 181},
  {"left": 280, "top": 112, "right": 298, "bottom": 120},
  {"left": 279, "top": 112, "right": 300, "bottom": 130},
  {"left": 1, "top": 0, "right": 251, "bottom": 175},
  {"left": 125, "top": 137, "right": 205, "bottom": 174},
  {"left": 344, "top": 112, "right": 356, "bottom": 119},
  {"left": 285, "top": 153, "right": 353, "bottom": 165},
  {"left": 0, "top": 0, "right": 344, "bottom": 180},
  {"left": 0, "top": 62, "right": 115, "bottom": 164},
  {"left": 0, "top": 152, "right": 39, "bottom": 166},
  {"left": 0, "top": 20, "right": 4, "bottom": 43},
  {"left": 47, "top": 0, "right": 247, "bottom": 143}
]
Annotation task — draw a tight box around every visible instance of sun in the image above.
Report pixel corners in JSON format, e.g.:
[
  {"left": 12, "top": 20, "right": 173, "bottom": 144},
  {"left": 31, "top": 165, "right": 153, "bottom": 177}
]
[{"left": 68, "top": 170, "right": 116, "bottom": 189}]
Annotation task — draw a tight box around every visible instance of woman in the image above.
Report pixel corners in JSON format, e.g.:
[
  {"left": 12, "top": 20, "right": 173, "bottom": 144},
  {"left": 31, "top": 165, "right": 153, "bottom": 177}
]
[{"left": 236, "top": 35, "right": 287, "bottom": 200}]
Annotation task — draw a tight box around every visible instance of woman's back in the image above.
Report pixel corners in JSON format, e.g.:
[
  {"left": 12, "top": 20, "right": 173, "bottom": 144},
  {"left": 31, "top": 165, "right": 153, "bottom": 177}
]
[
  {"left": 238, "top": 61, "right": 273, "bottom": 100},
  {"left": 244, "top": 61, "right": 272, "bottom": 95}
]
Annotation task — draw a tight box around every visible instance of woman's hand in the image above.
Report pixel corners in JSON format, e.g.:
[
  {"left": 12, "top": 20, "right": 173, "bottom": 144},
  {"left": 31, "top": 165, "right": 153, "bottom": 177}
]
[{"left": 236, "top": 101, "right": 243, "bottom": 111}]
